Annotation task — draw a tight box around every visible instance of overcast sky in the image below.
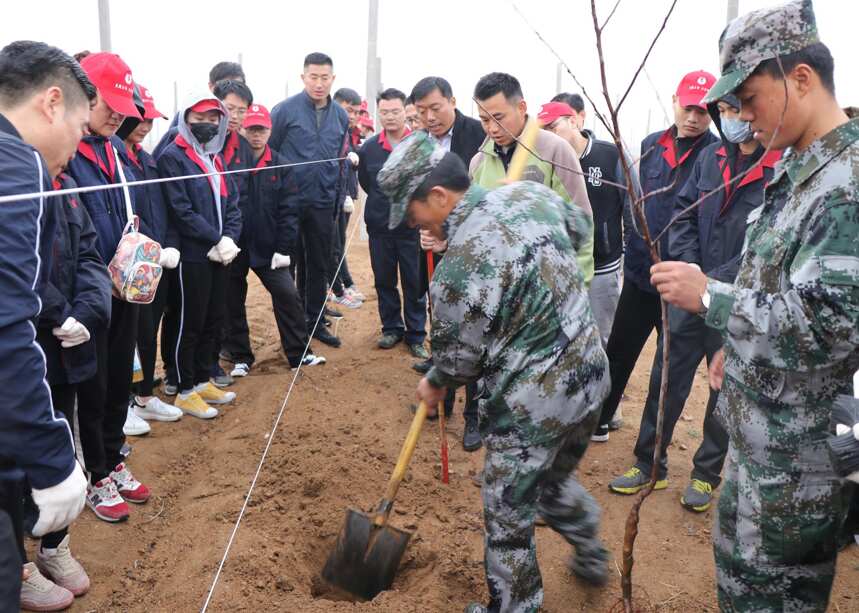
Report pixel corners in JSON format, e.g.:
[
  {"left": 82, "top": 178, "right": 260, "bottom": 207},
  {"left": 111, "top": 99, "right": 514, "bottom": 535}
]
[{"left": 4, "top": 0, "right": 857, "bottom": 150}]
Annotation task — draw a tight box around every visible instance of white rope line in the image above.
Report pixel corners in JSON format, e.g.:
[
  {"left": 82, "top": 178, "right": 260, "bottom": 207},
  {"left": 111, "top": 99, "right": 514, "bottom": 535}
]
[
  {"left": 0, "top": 156, "right": 347, "bottom": 205},
  {"left": 199, "top": 194, "right": 365, "bottom": 613}
]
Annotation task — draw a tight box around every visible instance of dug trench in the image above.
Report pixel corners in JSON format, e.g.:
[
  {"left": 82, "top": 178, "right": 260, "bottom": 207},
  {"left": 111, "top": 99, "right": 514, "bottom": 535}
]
[{"left": 38, "top": 217, "right": 859, "bottom": 612}]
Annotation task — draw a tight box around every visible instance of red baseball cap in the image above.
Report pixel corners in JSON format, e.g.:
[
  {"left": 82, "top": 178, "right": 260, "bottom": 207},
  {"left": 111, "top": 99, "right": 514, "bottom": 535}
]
[
  {"left": 137, "top": 83, "right": 166, "bottom": 120},
  {"left": 80, "top": 52, "right": 141, "bottom": 119},
  {"left": 359, "top": 115, "right": 374, "bottom": 129},
  {"left": 537, "top": 102, "right": 575, "bottom": 127},
  {"left": 360, "top": 99, "right": 368, "bottom": 111},
  {"left": 188, "top": 98, "right": 223, "bottom": 114},
  {"left": 243, "top": 104, "right": 271, "bottom": 129},
  {"left": 676, "top": 70, "right": 717, "bottom": 109}
]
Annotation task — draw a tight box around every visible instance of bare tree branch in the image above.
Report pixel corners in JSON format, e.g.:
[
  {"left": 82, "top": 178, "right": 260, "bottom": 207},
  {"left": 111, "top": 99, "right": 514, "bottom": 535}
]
[
  {"left": 600, "top": 0, "right": 623, "bottom": 32},
  {"left": 614, "top": 0, "right": 679, "bottom": 113}
]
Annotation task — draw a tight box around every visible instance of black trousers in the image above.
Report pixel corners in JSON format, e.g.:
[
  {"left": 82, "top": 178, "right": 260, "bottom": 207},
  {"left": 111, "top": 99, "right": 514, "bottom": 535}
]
[
  {"left": 224, "top": 250, "right": 309, "bottom": 367},
  {"left": 598, "top": 281, "right": 663, "bottom": 428},
  {"left": 175, "top": 261, "right": 227, "bottom": 393},
  {"left": 161, "top": 269, "right": 180, "bottom": 387},
  {"left": 296, "top": 205, "right": 335, "bottom": 323},
  {"left": 38, "top": 384, "right": 79, "bottom": 549},
  {"left": 368, "top": 234, "right": 427, "bottom": 345},
  {"left": 331, "top": 209, "right": 354, "bottom": 295},
  {"left": 632, "top": 306, "right": 729, "bottom": 485},
  {"left": 77, "top": 298, "right": 138, "bottom": 482},
  {"left": 136, "top": 273, "right": 169, "bottom": 396},
  {"left": 0, "top": 508, "right": 20, "bottom": 613}
]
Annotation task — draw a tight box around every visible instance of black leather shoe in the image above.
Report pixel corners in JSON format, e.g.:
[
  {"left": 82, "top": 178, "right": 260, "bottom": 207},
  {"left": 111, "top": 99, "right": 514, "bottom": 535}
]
[
  {"left": 325, "top": 307, "right": 343, "bottom": 319},
  {"left": 313, "top": 326, "right": 342, "bottom": 347},
  {"left": 412, "top": 358, "right": 432, "bottom": 374},
  {"left": 462, "top": 419, "right": 482, "bottom": 452}
]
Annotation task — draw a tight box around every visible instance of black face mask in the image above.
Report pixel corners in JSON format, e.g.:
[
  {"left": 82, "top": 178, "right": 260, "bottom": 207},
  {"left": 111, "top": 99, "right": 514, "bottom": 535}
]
[{"left": 189, "top": 122, "right": 219, "bottom": 145}]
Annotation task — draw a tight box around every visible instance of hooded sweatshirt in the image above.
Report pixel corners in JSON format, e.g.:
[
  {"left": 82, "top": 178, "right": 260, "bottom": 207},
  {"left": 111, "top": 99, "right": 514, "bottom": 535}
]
[{"left": 156, "top": 92, "right": 242, "bottom": 263}]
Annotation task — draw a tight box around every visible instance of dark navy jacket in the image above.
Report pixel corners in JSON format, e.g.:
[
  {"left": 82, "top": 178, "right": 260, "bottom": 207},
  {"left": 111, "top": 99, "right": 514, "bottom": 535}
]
[
  {"left": 670, "top": 143, "right": 781, "bottom": 282},
  {"left": 626, "top": 127, "right": 718, "bottom": 292},
  {"left": 222, "top": 130, "right": 254, "bottom": 216},
  {"left": 37, "top": 173, "right": 112, "bottom": 386},
  {"left": 66, "top": 135, "right": 148, "bottom": 263},
  {"left": 0, "top": 114, "right": 77, "bottom": 490},
  {"left": 125, "top": 144, "right": 178, "bottom": 248},
  {"left": 269, "top": 91, "right": 350, "bottom": 209},
  {"left": 157, "top": 140, "right": 242, "bottom": 263},
  {"left": 241, "top": 146, "right": 299, "bottom": 268},
  {"left": 359, "top": 129, "right": 418, "bottom": 238}
]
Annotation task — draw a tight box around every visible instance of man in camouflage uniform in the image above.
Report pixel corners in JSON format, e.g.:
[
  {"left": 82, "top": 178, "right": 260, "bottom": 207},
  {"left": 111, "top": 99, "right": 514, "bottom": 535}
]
[
  {"left": 652, "top": 1, "right": 859, "bottom": 610},
  {"left": 378, "top": 130, "right": 610, "bottom": 613}
]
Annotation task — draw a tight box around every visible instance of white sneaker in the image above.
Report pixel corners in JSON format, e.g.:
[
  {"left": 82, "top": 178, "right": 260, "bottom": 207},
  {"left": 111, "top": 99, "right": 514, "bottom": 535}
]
[
  {"left": 123, "top": 405, "right": 151, "bottom": 436},
  {"left": 133, "top": 396, "right": 182, "bottom": 422},
  {"left": 345, "top": 286, "right": 366, "bottom": 301},
  {"left": 230, "top": 362, "right": 250, "bottom": 377},
  {"left": 36, "top": 535, "right": 90, "bottom": 596},
  {"left": 291, "top": 354, "right": 327, "bottom": 370},
  {"left": 20, "top": 562, "right": 74, "bottom": 611},
  {"left": 86, "top": 477, "right": 129, "bottom": 522}
]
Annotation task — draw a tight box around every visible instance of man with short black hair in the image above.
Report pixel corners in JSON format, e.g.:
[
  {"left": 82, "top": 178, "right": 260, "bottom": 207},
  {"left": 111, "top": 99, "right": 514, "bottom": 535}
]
[
  {"left": 270, "top": 53, "right": 350, "bottom": 348},
  {"left": 404, "top": 95, "right": 422, "bottom": 131},
  {"left": 409, "top": 75, "right": 487, "bottom": 449},
  {"left": 359, "top": 88, "right": 427, "bottom": 357},
  {"left": 208, "top": 61, "right": 245, "bottom": 91},
  {"left": 0, "top": 40, "right": 93, "bottom": 610}
]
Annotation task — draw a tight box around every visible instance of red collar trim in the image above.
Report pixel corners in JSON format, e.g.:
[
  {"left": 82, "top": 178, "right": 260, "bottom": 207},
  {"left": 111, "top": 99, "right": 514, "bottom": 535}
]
[
  {"left": 252, "top": 145, "right": 272, "bottom": 174},
  {"left": 223, "top": 130, "right": 240, "bottom": 167},
  {"left": 175, "top": 135, "right": 228, "bottom": 197},
  {"left": 77, "top": 140, "right": 116, "bottom": 181},
  {"left": 657, "top": 128, "right": 707, "bottom": 169},
  {"left": 378, "top": 126, "right": 411, "bottom": 152}
]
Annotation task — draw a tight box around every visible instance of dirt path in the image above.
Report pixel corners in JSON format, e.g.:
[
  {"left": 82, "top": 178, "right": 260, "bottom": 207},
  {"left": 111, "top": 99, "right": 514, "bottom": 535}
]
[{"left": 41, "top": 221, "right": 859, "bottom": 612}]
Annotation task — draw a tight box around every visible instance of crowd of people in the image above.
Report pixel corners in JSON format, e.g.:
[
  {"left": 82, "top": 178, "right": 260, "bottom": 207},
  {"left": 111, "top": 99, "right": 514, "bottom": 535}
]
[{"left": 1, "top": 0, "right": 858, "bottom": 611}]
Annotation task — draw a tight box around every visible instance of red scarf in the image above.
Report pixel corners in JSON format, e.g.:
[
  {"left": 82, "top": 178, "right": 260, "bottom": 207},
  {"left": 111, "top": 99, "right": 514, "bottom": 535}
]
[
  {"left": 77, "top": 140, "right": 116, "bottom": 181},
  {"left": 125, "top": 143, "right": 142, "bottom": 169},
  {"left": 251, "top": 145, "right": 272, "bottom": 174},
  {"left": 175, "top": 135, "right": 228, "bottom": 197}
]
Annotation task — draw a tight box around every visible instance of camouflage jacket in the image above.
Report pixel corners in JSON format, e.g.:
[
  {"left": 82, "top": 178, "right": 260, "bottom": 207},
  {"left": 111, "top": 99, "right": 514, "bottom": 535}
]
[
  {"left": 426, "top": 182, "right": 609, "bottom": 449},
  {"left": 705, "top": 113, "right": 859, "bottom": 471}
]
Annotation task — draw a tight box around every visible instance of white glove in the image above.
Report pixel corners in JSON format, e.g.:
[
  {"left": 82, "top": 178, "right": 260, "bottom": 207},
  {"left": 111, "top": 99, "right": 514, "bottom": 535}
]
[
  {"left": 52, "top": 317, "right": 90, "bottom": 348},
  {"left": 347, "top": 151, "right": 359, "bottom": 167},
  {"left": 207, "top": 245, "right": 224, "bottom": 263},
  {"left": 343, "top": 196, "right": 355, "bottom": 214},
  {"left": 419, "top": 229, "right": 436, "bottom": 251},
  {"left": 271, "top": 253, "right": 291, "bottom": 270},
  {"left": 215, "top": 236, "right": 241, "bottom": 266},
  {"left": 159, "top": 247, "right": 180, "bottom": 269},
  {"left": 30, "top": 462, "right": 87, "bottom": 537}
]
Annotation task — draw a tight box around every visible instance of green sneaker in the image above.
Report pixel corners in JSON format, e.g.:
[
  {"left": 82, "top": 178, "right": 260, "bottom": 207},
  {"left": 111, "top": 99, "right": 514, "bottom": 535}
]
[
  {"left": 608, "top": 466, "right": 668, "bottom": 495},
  {"left": 377, "top": 333, "right": 403, "bottom": 349},
  {"left": 408, "top": 343, "right": 430, "bottom": 359},
  {"left": 680, "top": 479, "right": 714, "bottom": 512}
]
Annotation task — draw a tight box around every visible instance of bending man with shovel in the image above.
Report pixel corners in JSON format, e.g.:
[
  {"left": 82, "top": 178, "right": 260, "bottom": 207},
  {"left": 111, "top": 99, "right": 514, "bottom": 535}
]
[{"left": 377, "top": 131, "right": 611, "bottom": 613}]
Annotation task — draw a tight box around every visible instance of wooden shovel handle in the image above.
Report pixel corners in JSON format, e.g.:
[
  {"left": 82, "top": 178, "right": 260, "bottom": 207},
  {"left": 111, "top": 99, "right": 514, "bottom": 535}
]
[{"left": 374, "top": 401, "right": 428, "bottom": 527}]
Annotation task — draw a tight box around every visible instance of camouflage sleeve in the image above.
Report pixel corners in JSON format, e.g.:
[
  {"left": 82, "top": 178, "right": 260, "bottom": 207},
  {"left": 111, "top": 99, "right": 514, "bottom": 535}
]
[
  {"left": 425, "top": 222, "right": 508, "bottom": 389},
  {"left": 705, "top": 202, "right": 859, "bottom": 371}
]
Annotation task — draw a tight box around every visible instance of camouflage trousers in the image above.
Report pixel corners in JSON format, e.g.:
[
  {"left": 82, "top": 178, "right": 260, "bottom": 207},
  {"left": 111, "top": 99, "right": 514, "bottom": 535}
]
[
  {"left": 714, "top": 443, "right": 847, "bottom": 612},
  {"left": 480, "top": 408, "right": 605, "bottom": 613}
]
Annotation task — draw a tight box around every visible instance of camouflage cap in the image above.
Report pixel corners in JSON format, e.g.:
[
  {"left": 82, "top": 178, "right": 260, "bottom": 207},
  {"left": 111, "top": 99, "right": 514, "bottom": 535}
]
[
  {"left": 378, "top": 130, "right": 447, "bottom": 229},
  {"left": 703, "top": 0, "right": 819, "bottom": 104}
]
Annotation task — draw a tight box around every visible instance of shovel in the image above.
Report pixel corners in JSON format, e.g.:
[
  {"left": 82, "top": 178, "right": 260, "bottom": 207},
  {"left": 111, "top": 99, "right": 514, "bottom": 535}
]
[
  {"left": 321, "top": 401, "right": 428, "bottom": 600},
  {"left": 426, "top": 251, "right": 450, "bottom": 485}
]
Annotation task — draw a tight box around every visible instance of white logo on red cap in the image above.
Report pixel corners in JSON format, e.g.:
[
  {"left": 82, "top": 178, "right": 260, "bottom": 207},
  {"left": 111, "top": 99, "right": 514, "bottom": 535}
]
[
  {"left": 144, "top": 89, "right": 151, "bottom": 98},
  {"left": 697, "top": 76, "right": 707, "bottom": 85},
  {"left": 252, "top": 105, "right": 259, "bottom": 112},
  {"left": 124, "top": 73, "right": 132, "bottom": 85}
]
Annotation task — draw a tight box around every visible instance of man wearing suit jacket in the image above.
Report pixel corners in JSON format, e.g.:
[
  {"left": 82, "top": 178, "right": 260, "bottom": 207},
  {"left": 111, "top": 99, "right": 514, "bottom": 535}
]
[{"left": 410, "top": 76, "right": 486, "bottom": 452}]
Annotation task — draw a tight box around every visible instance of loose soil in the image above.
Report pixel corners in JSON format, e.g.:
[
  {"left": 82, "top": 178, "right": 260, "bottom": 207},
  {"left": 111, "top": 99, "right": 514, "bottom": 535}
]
[{"left": 34, "top": 217, "right": 859, "bottom": 612}]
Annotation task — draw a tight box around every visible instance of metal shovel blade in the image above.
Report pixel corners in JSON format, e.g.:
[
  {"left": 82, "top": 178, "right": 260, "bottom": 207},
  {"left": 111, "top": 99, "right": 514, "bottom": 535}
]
[{"left": 321, "top": 508, "right": 412, "bottom": 601}]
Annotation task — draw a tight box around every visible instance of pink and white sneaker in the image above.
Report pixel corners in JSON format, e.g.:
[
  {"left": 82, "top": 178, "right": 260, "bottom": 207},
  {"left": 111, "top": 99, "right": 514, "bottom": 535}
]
[
  {"left": 86, "top": 477, "right": 129, "bottom": 522},
  {"left": 110, "top": 462, "right": 151, "bottom": 504}
]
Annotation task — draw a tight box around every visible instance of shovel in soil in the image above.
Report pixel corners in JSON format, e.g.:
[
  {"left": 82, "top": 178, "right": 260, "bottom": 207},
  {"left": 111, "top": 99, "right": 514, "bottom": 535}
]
[{"left": 322, "top": 401, "right": 428, "bottom": 600}]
